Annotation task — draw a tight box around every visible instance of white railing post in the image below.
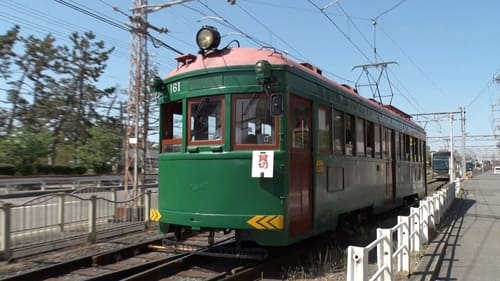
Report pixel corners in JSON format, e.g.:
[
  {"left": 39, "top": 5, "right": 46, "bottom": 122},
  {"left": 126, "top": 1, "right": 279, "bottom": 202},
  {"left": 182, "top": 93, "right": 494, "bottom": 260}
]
[
  {"left": 429, "top": 196, "right": 436, "bottom": 228},
  {"left": 442, "top": 189, "right": 449, "bottom": 210},
  {"left": 88, "top": 195, "right": 97, "bottom": 243},
  {"left": 0, "top": 203, "right": 12, "bottom": 260},
  {"left": 420, "top": 200, "right": 429, "bottom": 244},
  {"left": 397, "top": 216, "right": 410, "bottom": 272},
  {"left": 344, "top": 183, "right": 458, "bottom": 280},
  {"left": 433, "top": 193, "right": 441, "bottom": 225},
  {"left": 58, "top": 194, "right": 65, "bottom": 232},
  {"left": 377, "top": 228, "right": 392, "bottom": 281},
  {"left": 439, "top": 190, "right": 446, "bottom": 217},
  {"left": 346, "top": 246, "right": 367, "bottom": 281},
  {"left": 450, "top": 181, "right": 456, "bottom": 206},
  {"left": 410, "top": 207, "right": 421, "bottom": 252}
]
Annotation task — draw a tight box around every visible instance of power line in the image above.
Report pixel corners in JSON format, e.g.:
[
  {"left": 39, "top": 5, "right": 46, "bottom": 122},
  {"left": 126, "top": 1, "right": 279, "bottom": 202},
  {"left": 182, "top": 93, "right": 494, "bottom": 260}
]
[
  {"left": 235, "top": 2, "right": 310, "bottom": 62},
  {"left": 195, "top": 0, "right": 267, "bottom": 47},
  {"left": 54, "top": 0, "right": 183, "bottom": 55},
  {"left": 374, "top": 0, "right": 410, "bottom": 21},
  {"left": 307, "top": 0, "right": 373, "bottom": 64},
  {"left": 54, "top": 0, "right": 131, "bottom": 32},
  {"left": 335, "top": 2, "right": 374, "bottom": 52}
]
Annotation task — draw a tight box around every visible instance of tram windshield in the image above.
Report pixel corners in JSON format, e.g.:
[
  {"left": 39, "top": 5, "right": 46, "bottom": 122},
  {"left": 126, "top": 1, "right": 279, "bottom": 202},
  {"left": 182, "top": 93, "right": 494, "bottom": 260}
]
[
  {"left": 432, "top": 158, "right": 449, "bottom": 170},
  {"left": 233, "top": 93, "right": 277, "bottom": 147},
  {"left": 188, "top": 95, "right": 224, "bottom": 144}
]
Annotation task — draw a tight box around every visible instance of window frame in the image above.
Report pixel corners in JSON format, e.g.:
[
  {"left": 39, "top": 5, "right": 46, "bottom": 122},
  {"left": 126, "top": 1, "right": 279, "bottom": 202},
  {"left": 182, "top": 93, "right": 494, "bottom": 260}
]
[
  {"left": 333, "top": 109, "right": 345, "bottom": 155},
  {"left": 231, "top": 93, "right": 280, "bottom": 150},
  {"left": 160, "top": 101, "right": 183, "bottom": 153},
  {"left": 318, "top": 105, "right": 332, "bottom": 154},
  {"left": 187, "top": 95, "right": 225, "bottom": 146}
]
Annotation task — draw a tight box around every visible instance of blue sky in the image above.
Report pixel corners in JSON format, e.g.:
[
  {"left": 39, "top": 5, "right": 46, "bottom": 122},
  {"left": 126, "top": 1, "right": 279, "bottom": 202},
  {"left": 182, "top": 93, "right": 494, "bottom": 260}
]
[{"left": 1, "top": 0, "right": 500, "bottom": 159}]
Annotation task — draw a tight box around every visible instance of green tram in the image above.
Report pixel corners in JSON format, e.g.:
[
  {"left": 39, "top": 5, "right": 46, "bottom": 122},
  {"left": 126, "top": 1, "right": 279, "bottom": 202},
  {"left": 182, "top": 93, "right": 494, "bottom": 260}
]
[{"left": 149, "top": 26, "right": 427, "bottom": 247}]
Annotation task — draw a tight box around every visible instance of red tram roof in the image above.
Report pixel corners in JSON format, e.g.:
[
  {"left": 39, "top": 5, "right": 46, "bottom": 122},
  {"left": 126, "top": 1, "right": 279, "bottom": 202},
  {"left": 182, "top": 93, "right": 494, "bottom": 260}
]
[{"left": 167, "top": 47, "right": 420, "bottom": 129}]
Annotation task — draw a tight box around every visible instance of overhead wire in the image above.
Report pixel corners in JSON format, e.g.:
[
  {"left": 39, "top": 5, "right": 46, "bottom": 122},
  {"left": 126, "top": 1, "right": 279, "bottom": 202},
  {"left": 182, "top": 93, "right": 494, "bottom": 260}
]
[
  {"left": 1, "top": 0, "right": 130, "bottom": 59},
  {"left": 53, "top": 0, "right": 184, "bottom": 55},
  {"left": 374, "top": 0, "right": 410, "bottom": 21},
  {"left": 228, "top": 1, "right": 353, "bottom": 83},
  {"left": 334, "top": 2, "right": 374, "bottom": 53},
  {"left": 307, "top": 0, "right": 373, "bottom": 64},
  {"left": 54, "top": 0, "right": 131, "bottom": 33},
  {"left": 195, "top": 0, "right": 268, "bottom": 47}
]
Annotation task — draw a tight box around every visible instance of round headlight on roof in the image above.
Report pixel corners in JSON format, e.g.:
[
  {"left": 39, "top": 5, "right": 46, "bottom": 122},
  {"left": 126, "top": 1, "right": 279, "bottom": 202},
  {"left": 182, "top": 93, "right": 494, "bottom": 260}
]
[{"left": 196, "top": 26, "right": 221, "bottom": 53}]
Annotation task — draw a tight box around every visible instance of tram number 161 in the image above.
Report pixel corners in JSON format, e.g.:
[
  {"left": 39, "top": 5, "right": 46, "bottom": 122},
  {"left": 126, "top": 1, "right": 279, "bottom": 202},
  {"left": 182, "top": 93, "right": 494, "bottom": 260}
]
[{"left": 168, "top": 82, "right": 181, "bottom": 94}]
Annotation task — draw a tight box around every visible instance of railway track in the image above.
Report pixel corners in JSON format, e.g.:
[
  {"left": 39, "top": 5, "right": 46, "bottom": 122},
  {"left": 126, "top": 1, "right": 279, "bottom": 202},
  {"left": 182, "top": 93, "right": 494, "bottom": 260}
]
[
  {"left": 1, "top": 180, "right": 453, "bottom": 281},
  {"left": 2, "top": 231, "right": 279, "bottom": 281}
]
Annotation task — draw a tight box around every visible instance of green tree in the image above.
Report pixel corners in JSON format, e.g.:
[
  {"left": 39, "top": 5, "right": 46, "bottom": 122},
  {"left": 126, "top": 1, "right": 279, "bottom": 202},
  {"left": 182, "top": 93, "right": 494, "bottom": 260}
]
[
  {"left": 0, "top": 129, "right": 53, "bottom": 174},
  {"left": 0, "top": 25, "right": 19, "bottom": 80},
  {"left": 6, "top": 33, "right": 61, "bottom": 135},
  {"left": 48, "top": 31, "right": 114, "bottom": 164},
  {"left": 75, "top": 127, "right": 121, "bottom": 173}
]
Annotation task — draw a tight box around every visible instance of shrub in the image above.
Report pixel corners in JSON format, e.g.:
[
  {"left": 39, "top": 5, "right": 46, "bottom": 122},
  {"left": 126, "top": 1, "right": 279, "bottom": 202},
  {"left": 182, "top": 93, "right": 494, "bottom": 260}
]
[
  {"left": 93, "top": 164, "right": 112, "bottom": 174},
  {"left": 72, "top": 166, "right": 87, "bottom": 175},
  {"left": 17, "top": 164, "right": 35, "bottom": 176},
  {"left": 0, "top": 164, "right": 16, "bottom": 176}
]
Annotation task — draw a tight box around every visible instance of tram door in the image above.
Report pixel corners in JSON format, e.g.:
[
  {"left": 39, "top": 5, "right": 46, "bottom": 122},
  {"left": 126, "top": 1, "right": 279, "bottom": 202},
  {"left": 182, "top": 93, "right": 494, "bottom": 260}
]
[{"left": 289, "top": 95, "right": 313, "bottom": 238}]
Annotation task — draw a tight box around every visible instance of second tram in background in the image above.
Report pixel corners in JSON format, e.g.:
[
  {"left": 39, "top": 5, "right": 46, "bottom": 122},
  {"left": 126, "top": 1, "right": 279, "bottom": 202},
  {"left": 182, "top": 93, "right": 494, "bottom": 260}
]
[
  {"left": 149, "top": 26, "right": 427, "bottom": 247},
  {"left": 431, "top": 150, "right": 462, "bottom": 181}
]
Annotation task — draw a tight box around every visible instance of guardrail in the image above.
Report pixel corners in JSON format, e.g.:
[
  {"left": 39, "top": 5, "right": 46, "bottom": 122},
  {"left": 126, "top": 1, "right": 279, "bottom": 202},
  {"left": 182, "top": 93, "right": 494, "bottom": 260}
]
[
  {"left": 0, "top": 188, "right": 158, "bottom": 260},
  {"left": 346, "top": 181, "right": 456, "bottom": 281},
  {"left": 0, "top": 174, "right": 158, "bottom": 194}
]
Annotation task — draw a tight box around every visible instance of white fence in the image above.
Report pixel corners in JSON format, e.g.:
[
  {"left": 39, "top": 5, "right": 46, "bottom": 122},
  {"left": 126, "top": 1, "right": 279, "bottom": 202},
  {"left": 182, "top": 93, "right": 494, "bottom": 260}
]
[
  {"left": 346, "top": 182, "right": 456, "bottom": 281},
  {"left": 0, "top": 189, "right": 158, "bottom": 260}
]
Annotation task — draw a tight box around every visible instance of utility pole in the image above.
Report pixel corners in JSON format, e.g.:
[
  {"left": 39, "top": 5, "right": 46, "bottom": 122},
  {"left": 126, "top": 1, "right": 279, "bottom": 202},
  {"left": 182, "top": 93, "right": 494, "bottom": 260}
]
[
  {"left": 124, "top": 0, "right": 148, "bottom": 199},
  {"left": 123, "top": 0, "right": 236, "bottom": 198}
]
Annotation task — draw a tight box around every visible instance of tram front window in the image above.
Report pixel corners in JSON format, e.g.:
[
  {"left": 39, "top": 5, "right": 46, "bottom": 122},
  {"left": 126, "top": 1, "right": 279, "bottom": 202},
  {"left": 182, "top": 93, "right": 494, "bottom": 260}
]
[
  {"left": 233, "top": 93, "right": 277, "bottom": 148},
  {"left": 433, "top": 159, "right": 449, "bottom": 170},
  {"left": 188, "top": 96, "right": 224, "bottom": 144}
]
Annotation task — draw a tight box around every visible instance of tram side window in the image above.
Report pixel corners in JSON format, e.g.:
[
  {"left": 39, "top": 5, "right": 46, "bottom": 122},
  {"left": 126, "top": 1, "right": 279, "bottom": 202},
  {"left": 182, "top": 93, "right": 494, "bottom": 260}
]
[
  {"left": 384, "top": 128, "right": 392, "bottom": 159},
  {"left": 188, "top": 96, "right": 223, "bottom": 144},
  {"left": 345, "top": 114, "right": 355, "bottom": 156},
  {"left": 422, "top": 140, "right": 426, "bottom": 163},
  {"left": 366, "top": 121, "right": 375, "bottom": 158},
  {"left": 394, "top": 132, "right": 400, "bottom": 160},
  {"left": 404, "top": 134, "right": 411, "bottom": 161},
  {"left": 412, "top": 137, "right": 417, "bottom": 162},
  {"left": 356, "top": 118, "right": 365, "bottom": 156},
  {"left": 161, "top": 101, "right": 182, "bottom": 153},
  {"left": 333, "top": 109, "right": 345, "bottom": 155},
  {"left": 233, "top": 94, "right": 277, "bottom": 148},
  {"left": 318, "top": 106, "right": 332, "bottom": 153},
  {"left": 374, "top": 123, "right": 381, "bottom": 158}
]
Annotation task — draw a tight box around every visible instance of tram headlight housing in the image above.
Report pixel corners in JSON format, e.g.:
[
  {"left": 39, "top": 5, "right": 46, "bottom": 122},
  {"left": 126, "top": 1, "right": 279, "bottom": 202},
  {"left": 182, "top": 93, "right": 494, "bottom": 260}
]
[
  {"left": 149, "top": 76, "right": 163, "bottom": 93},
  {"left": 255, "top": 60, "right": 272, "bottom": 83},
  {"left": 196, "top": 26, "right": 221, "bottom": 54}
]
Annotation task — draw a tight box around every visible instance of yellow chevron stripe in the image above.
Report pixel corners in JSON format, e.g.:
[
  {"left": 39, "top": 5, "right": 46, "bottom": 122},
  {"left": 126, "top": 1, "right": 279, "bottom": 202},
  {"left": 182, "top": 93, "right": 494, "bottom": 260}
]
[
  {"left": 269, "top": 215, "right": 284, "bottom": 230},
  {"left": 149, "top": 208, "right": 162, "bottom": 222},
  {"left": 247, "top": 215, "right": 284, "bottom": 230},
  {"left": 247, "top": 215, "right": 266, "bottom": 230}
]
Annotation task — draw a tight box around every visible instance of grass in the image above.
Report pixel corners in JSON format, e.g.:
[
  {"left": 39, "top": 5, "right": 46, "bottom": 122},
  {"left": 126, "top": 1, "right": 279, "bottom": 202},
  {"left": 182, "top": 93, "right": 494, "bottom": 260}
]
[{"left": 283, "top": 241, "right": 346, "bottom": 280}]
